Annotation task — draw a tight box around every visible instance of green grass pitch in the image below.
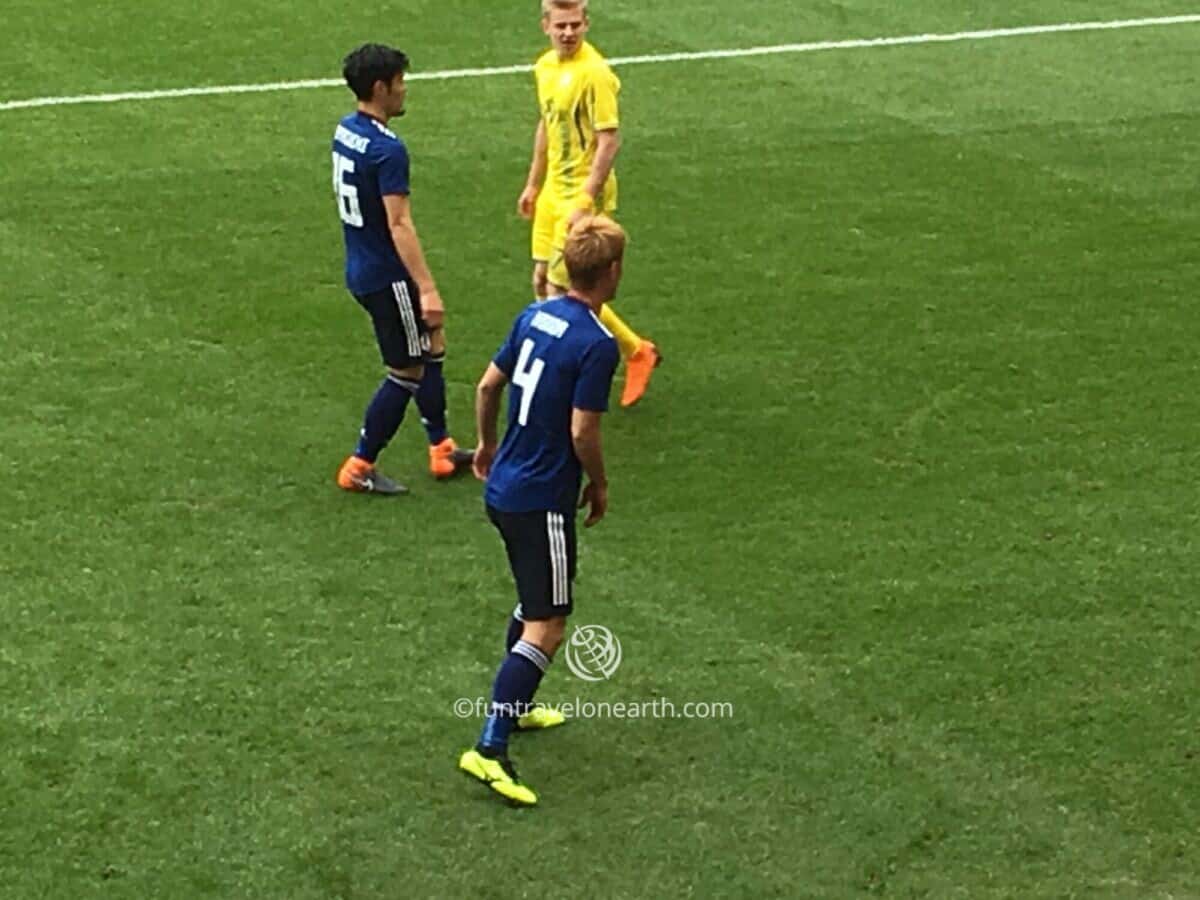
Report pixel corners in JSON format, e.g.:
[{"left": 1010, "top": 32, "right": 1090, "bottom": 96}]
[{"left": 1, "top": 2, "right": 1198, "bottom": 897}]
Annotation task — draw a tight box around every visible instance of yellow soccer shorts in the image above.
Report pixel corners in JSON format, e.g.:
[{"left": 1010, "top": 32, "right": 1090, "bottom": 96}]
[
  {"left": 532, "top": 189, "right": 618, "bottom": 290},
  {"left": 531, "top": 190, "right": 557, "bottom": 265}
]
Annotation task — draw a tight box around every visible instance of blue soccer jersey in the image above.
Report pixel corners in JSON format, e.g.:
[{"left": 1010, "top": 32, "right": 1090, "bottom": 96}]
[
  {"left": 331, "top": 111, "right": 412, "bottom": 296},
  {"left": 485, "top": 297, "right": 620, "bottom": 515}
]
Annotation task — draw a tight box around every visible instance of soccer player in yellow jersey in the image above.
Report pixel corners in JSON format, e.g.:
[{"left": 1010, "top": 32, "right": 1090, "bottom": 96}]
[{"left": 517, "top": 0, "right": 661, "bottom": 407}]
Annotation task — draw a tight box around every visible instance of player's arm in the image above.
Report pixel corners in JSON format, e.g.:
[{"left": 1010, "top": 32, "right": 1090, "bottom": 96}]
[
  {"left": 571, "top": 409, "right": 608, "bottom": 526},
  {"left": 518, "top": 119, "right": 549, "bottom": 220},
  {"left": 578, "top": 129, "right": 620, "bottom": 211},
  {"left": 570, "top": 338, "right": 619, "bottom": 526},
  {"left": 570, "top": 71, "right": 622, "bottom": 225},
  {"left": 382, "top": 193, "right": 444, "bottom": 328},
  {"left": 473, "top": 362, "right": 509, "bottom": 480}
]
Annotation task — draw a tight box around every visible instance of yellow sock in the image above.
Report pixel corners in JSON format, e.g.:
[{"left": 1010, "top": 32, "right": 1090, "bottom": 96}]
[{"left": 600, "top": 305, "right": 642, "bottom": 360}]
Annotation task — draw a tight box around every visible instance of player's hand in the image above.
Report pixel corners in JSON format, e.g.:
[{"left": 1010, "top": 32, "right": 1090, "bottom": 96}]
[
  {"left": 566, "top": 194, "right": 596, "bottom": 230},
  {"left": 566, "top": 206, "right": 589, "bottom": 230},
  {"left": 578, "top": 481, "right": 608, "bottom": 527},
  {"left": 517, "top": 186, "right": 540, "bottom": 220},
  {"left": 421, "top": 288, "right": 445, "bottom": 329},
  {"left": 473, "top": 443, "right": 496, "bottom": 481}
]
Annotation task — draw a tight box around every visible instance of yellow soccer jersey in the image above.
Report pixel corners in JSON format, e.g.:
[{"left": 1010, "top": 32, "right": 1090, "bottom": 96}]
[{"left": 535, "top": 41, "right": 620, "bottom": 204}]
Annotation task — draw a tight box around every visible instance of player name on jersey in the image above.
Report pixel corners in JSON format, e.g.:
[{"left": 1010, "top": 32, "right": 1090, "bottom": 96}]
[
  {"left": 531, "top": 310, "right": 570, "bottom": 338},
  {"left": 334, "top": 124, "right": 371, "bottom": 154}
]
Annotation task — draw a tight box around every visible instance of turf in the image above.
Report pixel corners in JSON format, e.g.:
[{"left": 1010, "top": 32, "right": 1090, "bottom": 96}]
[{"left": 1, "top": 2, "right": 1198, "bottom": 897}]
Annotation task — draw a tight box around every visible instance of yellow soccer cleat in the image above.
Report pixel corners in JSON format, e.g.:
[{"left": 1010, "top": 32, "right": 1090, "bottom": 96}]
[
  {"left": 516, "top": 704, "right": 566, "bottom": 731},
  {"left": 458, "top": 749, "right": 539, "bottom": 807}
]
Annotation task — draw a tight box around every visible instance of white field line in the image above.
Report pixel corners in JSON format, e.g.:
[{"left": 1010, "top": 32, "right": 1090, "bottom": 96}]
[{"left": 1, "top": 14, "right": 1198, "bottom": 112}]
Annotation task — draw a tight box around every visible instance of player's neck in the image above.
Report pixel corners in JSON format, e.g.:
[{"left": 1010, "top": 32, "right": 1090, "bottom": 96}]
[
  {"left": 555, "top": 41, "right": 585, "bottom": 62},
  {"left": 356, "top": 102, "right": 390, "bottom": 124},
  {"left": 566, "top": 290, "right": 608, "bottom": 314}
]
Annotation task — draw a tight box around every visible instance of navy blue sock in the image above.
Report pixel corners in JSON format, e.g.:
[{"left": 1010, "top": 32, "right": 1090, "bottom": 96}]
[
  {"left": 354, "top": 374, "right": 417, "bottom": 463},
  {"left": 477, "top": 640, "right": 550, "bottom": 755},
  {"left": 415, "top": 356, "right": 448, "bottom": 446},
  {"left": 505, "top": 610, "right": 524, "bottom": 653}
]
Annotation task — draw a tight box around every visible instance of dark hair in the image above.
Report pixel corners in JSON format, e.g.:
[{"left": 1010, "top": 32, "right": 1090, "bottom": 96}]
[{"left": 342, "top": 44, "right": 410, "bottom": 101}]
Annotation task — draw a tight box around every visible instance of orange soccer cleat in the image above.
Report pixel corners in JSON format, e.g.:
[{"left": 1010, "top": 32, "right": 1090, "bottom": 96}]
[
  {"left": 620, "top": 340, "right": 662, "bottom": 408},
  {"left": 336, "top": 455, "right": 407, "bottom": 495},
  {"left": 429, "top": 438, "right": 475, "bottom": 479}
]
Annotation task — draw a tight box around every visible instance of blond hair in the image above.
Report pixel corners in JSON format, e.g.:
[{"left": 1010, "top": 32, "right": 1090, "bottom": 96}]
[
  {"left": 542, "top": 0, "right": 588, "bottom": 17},
  {"left": 564, "top": 214, "right": 626, "bottom": 289}
]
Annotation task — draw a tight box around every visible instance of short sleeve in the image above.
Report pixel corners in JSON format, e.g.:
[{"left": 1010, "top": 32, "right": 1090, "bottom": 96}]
[
  {"left": 492, "top": 312, "right": 527, "bottom": 377},
  {"left": 589, "top": 67, "right": 620, "bottom": 131},
  {"left": 377, "top": 140, "right": 410, "bottom": 196},
  {"left": 573, "top": 338, "right": 619, "bottom": 412}
]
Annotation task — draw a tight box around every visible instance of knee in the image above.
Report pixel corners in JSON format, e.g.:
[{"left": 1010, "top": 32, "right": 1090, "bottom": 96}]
[
  {"left": 522, "top": 617, "right": 567, "bottom": 657},
  {"left": 532, "top": 264, "right": 549, "bottom": 300},
  {"left": 540, "top": 618, "right": 567, "bottom": 656}
]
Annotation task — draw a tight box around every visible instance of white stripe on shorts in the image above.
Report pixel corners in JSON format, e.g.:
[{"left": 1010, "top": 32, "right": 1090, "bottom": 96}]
[
  {"left": 547, "top": 512, "right": 568, "bottom": 607},
  {"left": 392, "top": 281, "right": 421, "bottom": 358}
]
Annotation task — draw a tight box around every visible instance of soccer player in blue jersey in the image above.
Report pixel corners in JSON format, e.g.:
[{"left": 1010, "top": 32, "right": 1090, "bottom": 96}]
[
  {"left": 331, "top": 44, "right": 472, "bottom": 495},
  {"left": 458, "top": 215, "right": 625, "bottom": 806}
]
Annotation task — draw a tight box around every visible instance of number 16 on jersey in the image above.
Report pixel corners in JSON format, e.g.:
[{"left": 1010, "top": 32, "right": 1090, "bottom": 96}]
[{"left": 332, "top": 152, "right": 363, "bottom": 228}]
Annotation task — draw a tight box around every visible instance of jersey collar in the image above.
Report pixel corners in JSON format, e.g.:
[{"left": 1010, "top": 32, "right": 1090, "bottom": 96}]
[{"left": 356, "top": 109, "right": 388, "bottom": 126}]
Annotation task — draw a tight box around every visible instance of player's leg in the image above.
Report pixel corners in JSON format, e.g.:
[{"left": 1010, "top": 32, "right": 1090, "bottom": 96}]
[
  {"left": 459, "top": 609, "right": 564, "bottom": 806},
  {"left": 337, "top": 284, "right": 426, "bottom": 495},
  {"left": 548, "top": 208, "right": 661, "bottom": 406},
  {"left": 543, "top": 205, "right": 575, "bottom": 301},
  {"left": 413, "top": 323, "right": 475, "bottom": 479},
  {"left": 498, "top": 602, "right": 562, "bottom": 735},
  {"left": 484, "top": 508, "right": 573, "bottom": 734},
  {"left": 512, "top": 506, "right": 575, "bottom": 731},
  {"left": 458, "top": 507, "right": 576, "bottom": 805},
  {"left": 613, "top": 313, "right": 662, "bottom": 408},
  {"left": 487, "top": 509, "right": 574, "bottom": 739},
  {"left": 594, "top": 305, "right": 642, "bottom": 360},
  {"left": 530, "top": 191, "right": 556, "bottom": 300},
  {"left": 532, "top": 262, "right": 550, "bottom": 301},
  {"left": 505, "top": 603, "right": 524, "bottom": 653},
  {"left": 495, "top": 602, "right": 565, "bottom": 730}
]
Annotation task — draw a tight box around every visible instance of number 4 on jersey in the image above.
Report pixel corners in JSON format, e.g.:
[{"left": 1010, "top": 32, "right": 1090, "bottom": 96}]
[
  {"left": 513, "top": 339, "right": 545, "bottom": 427},
  {"left": 332, "top": 152, "right": 363, "bottom": 228}
]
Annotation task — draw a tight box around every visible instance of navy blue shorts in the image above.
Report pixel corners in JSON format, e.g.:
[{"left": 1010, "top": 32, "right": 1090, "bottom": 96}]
[
  {"left": 487, "top": 505, "right": 577, "bottom": 620},
  {"left": 354, "top": 279, "right": 430, "bottom": 369}
]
